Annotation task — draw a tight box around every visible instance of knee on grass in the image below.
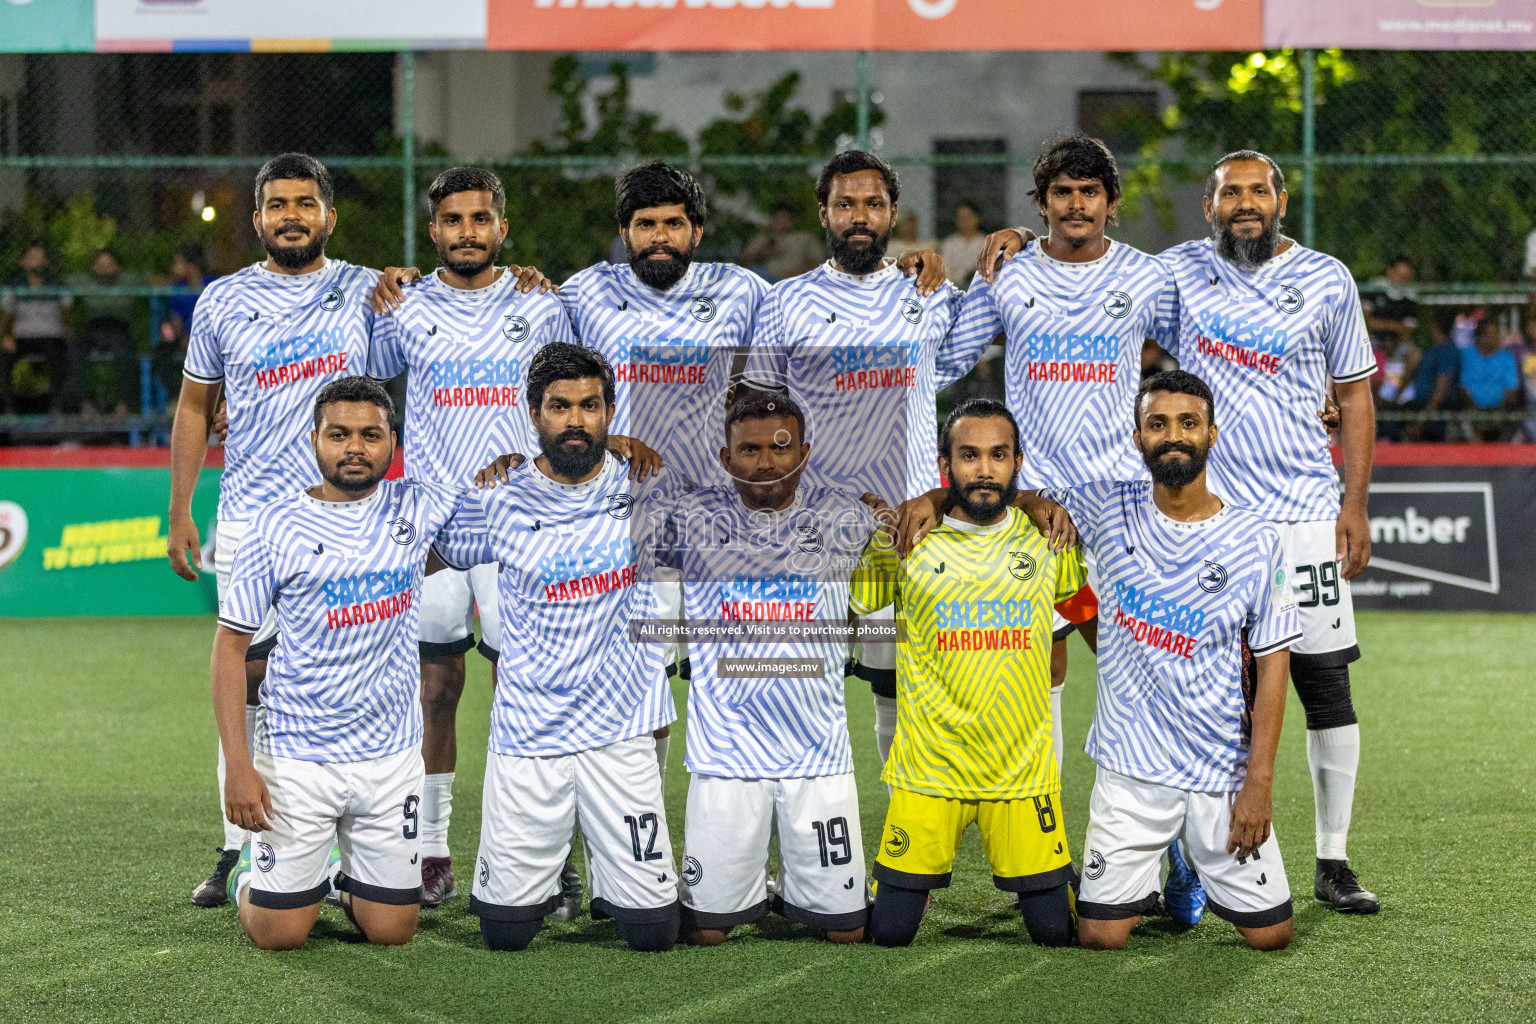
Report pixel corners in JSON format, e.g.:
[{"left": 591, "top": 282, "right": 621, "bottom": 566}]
[
  {"left": 1240, "top": 919, "right": 1294, "bottom": 952},
  {"left": 688, "top": 926, "right": 731, "bottom": 947},
  {"left": 1017, "top": 883, "right": 1072, "bottom": 947},
  {"left": 616, "top": 903, "right": 681, "bottom": 953},
  {"left": 1076, "top": 916, "right": 1136, "bottom": 951},
  {"left": 869, "top": 885, "right": 928, "bottom": 947},
  {"left": 482, "top": 917, "right": 544, "bottom": 951}
]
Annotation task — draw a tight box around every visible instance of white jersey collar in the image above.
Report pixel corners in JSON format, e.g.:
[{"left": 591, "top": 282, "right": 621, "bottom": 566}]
[
  {"left": 253, "top": 258, "right": 331, "bottom": 284},
  {"left": 530, "top": 450, "right": 618, "bottom": 495},
  {"left": 942, "top": 507, "right": 1015, "bottom": 535},
  {"left": 1149, "top": 492, "right": 1231, "bottom": 531},
  {"left": 428, "top": 266, "right": 514, "bottom": 304},
  {"left": 301, "top": 479, "right": 387, "bottom": 511},
  {"left": 1030, "top": 237, "right": 1116, "bottom": 270},
  {"left": 821, "top": 257, "right": 899, "bottom": 287}
]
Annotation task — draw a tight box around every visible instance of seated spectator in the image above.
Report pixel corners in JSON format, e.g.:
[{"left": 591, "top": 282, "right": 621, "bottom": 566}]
[
  {"left": 1405, "top": 308, "right": 1463, "bottom": 442},
  {"left": 69, "top": 248, "right": 148, "bottom": 415},
  {"left": 149, "top": 244, "right": 209, "bottom": 415},
  {"left": 940, "top": 199, "right": 986, "bottom": 288},
  {"left": 1, "top": 243, "right": 73, "bottom": 415},
  {"left": 1461, "top": 317, "right": 1521, "bottom": 442},
  {"left": 742, "top": 203, "right": 823, "bottom": 283},
  {"left": 1365, "top": 256, "right": 1420, "bottom": 406}
]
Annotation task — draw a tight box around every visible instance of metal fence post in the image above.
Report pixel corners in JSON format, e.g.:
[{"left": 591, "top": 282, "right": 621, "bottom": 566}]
[
  {"left": 401, "top": 50, "right": 417, "bottom": 267},
  {"left": 1302, "top": 48, "right": 1316, "bottom": 250},
  {"left": 856, "top": 51, "right": 871, "bottom": 151}
]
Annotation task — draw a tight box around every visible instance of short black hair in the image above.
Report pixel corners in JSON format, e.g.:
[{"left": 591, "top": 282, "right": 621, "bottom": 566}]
[
  {"left": 93, "top": 247, "right": 121, "bottom": 264},
  {"left": 955, "top": 198, "right": 982, "bottom": 216},
  {"left": 176, "top": 242, "right": 208, "bottom": 274},
  {"left": 1136, "top": 369, "right": 1215, "bottom": 426},
  {"left": 312, "top": 375, "right": 394, "bottom": 431},
  {"left": 615, "top": 162, "right": 707, "bottom": 230},
  {"left": 1388, "top": 254, "right": 1413, "bottom": 269},
  {"left": 428, "top": 165, "right": 506, "bottom": 217},
  {"left": 940, "top": 398, "right": 1020, "bottom": 461},
  {"left": 254, "top": 152, "right": 334, "bottom": 210},
  {"left": 1204, "top": 150, "right": 1286, "bottom": 201},
  {"left": 1031, "top": 134, "right": 1122, "bottom": 209},
  {"left": 725, "top": 388, "right": 806, "bottom": 447},
  {"left": 815, "top": 150, "right": 900, "bottom": 207},
  {"left": 526, "top": 341, "right": 615, "bottom": 412}
]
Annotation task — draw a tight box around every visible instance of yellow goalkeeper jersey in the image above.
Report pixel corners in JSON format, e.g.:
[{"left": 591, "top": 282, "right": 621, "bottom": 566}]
[{"left": 853, "top": 508, "right": 1091, "bottom": 801}]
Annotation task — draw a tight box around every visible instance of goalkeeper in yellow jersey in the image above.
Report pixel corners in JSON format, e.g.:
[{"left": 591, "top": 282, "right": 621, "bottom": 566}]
[{"left": 853, "top": 398, "right": 1096, "bottom": 947}]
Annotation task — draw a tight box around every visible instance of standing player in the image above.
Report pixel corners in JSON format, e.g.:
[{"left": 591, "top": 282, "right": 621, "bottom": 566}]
[
  {"left": 168, "top": 154, "right": 378, "bottom": 907},
  {"left": 366, "top": 166, "right": 577, "bottom": 907},
  {"left": 665, "top": 390, "right": 884, "bottom": 946},
  {"left": 1154, "top": 152, "right": 1379, "bottom": 914},
  {"left": 217, "top": 377, "right": 470, "bottom": 950},
  {"left": 1048, "top": 371, "right": 1302, "bottom": 951},
  {"left": 743, "top": 150, "right": 984, "bottom": 769},
  {"left": 433, "top": 343, "right": 686, "bottom": 953},
  {"left": 855, "top": 399, "right": 1094, "bottom": 948}
]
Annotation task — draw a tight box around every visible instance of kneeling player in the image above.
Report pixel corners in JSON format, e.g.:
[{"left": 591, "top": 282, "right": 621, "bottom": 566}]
[
  {"left": 217, "top": 378, "right": 471, "bottom": 950},
  {"left": 666, "top": 390, "right": 883, "bottom": 945},
  {"left": 435, "top": 343, "right": 685, "bottom": 953},
  {"left": 856, "top": 399, "right": 1095, "bottom": 948},
  {"left": 1049, "top": 372, "right": 1301, "bottom": 952}
]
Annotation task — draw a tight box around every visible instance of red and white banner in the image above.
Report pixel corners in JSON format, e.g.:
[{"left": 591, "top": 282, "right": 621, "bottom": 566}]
[
  {"left": 486, "top": 0, "right": 1263, "bottom": 52},
  {"left": 1265, "top": 0, "right": 1536, "bottom": 49}
]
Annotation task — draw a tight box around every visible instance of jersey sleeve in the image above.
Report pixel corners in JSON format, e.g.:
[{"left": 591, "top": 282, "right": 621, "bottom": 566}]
[
  {"left": 1150, "top": 263, "right": 1181, "bottom": 356},
  {"left": 849, "top": 531, "right": 899, "bottom": 615},
  {"left": 367, "top": 307, "right": 407, "bottom": 380},
  {"left": 539, "top": 293, "right": 580, "bottom": 347},
  {"left": 1246, "top": 529, "right": 1303, "bottom": 657},
  {"left": 557, "top": 277, "right": 584, "bottom": 343},
  {"left": 936, "top": 281, "right": 1004, "bottom": 389},
  {"left": 433, "top": 491, "right": 497, "bottom": 570},
  {"left": 1050, "top": 546, "right": 1097, "bottom": 624},
  {"left": 1324, "top": 272, "right": 1377, "bottom": 384},
  {"left": 742, "top": 290, "right": 789, "bottom": 388},
  {"left": 183, "top": 291, "right": 224, "bottom": 384},
  {"left": 220, "top": 523, "right": 277, "bottom": 632}
]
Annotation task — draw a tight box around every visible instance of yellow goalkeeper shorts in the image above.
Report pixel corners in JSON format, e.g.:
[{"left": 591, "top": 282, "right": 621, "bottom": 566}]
[{"left": 873, "top": 787, "right": 1073, "bottom": 893}]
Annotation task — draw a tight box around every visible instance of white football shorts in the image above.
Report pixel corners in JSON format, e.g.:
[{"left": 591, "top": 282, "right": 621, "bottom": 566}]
[
  {"left": 1274, "top": 519, "right": 1358, "bottom": 657},
  {"left": 1078, "top": 766, "right": 1293, "bottom": 929},
  {"left": 680, "top": 772, "right": 867, "bottom": 932},
  {"left": 215, "top": 518, "right": 278, "bottom": 648},
  {"left": 246, "top": 744, "right": 424, "bottom": 909},
  {"left": 418, "top": 562, "right": 501, "bottom": 655}
]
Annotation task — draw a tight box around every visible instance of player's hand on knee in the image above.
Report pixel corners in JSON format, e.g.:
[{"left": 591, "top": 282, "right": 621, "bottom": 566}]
[
  {"left": 976, "top": 228, "right": 1033, "bottom": 284},
  {"left": 506, "top": 264, "right": 558, "bottom": 295},
  {"left": 894, "top": 488, "right": 947, "bottom": 557},
  {"left": 167, "top": 513, "right": 202, "bottom": 581},
  {"left": 607, "top": 434, "right": 663, "bottom": 480},
  {"left": 474, "top": 453, "right": 525, "bottom": 489},
  {"left": 896, "top": 249, "right": 947, "bottom": 297},
  {"left": 225, "top": 765, "right": 274, "bottom": 833},
  {"left": 1227, "top": 780, "right": 1272, "bottom": 859},
  {"left": 370, "top": 267, "right": 422, "bottom": 314},
  {"left": 1018, "top": 494, "right": 1077, "bottom": 553}
]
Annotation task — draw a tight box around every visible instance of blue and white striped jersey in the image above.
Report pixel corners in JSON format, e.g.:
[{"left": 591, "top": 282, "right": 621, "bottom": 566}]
[
  {"left": 743, "top": 260, "right": 979, "bottom": 502},
  {"left": 948, "top": 240, "right": 1173, "bottom": 489},
  {"left": 368, "top": 270, "right": 577, "bottom": 486},
  {"left": 660, "top": 484, "right": 877, "bottom": 779},
  {"left": 1157, "top": 239, "right": 1376, "bottom": 522},
  {"left": 1045, "top": 480, "right": 1302, "bottom": 792},
  {"left": 184, "top": 260, "right": 378, "bottom": 522},
  {"left": 560, "top": 261, "right": 767, "bottom": 489},
  {"left": 220, "top": 478, "right": 470, "bottom": 763},
  {"left": 434, "top": 453, "right": 686, "bottom": 756}
]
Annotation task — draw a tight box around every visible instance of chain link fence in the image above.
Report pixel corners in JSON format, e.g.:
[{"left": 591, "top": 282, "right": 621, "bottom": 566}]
[{"left": 2, "top": 48, "right": 1533, "bottom": 440}]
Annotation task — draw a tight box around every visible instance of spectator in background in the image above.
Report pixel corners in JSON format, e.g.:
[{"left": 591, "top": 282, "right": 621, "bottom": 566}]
[
  {"left": 69, "top": 248, "right": 147, "bottom": 415},
  {"left": 1, "top": 243, "right": 73, "bottom": 414},
  {"left": 1405, "top": 307, "right": 1463, "bottom": 442},
  {"left": 1524, "top": 225, "right": 1536, "bottom": 280},
  {"left": 940, "top": 199, "right": 986, "bottom": 288},
  {"left": 1460, "top": 317, "right": 1521, "bottom": 441},
  {"left": 743, "top": 203, "right": 823, "bottom": 282},
  {"left": 1516, "top": 305, "right": 1536, "bottom": 442},
  {"left": 891, "top": 210, "right": 936, "bottom": 262},
  {"left": 149, "top": 243, "right": 209, "bottom": 414},
  {"left": 1365, "top": 255, "right": 1420, "bottom": 404}
]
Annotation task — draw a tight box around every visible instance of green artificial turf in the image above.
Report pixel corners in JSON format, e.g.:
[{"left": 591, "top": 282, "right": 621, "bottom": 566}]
[{"left": 1, "top": 612, "right": 1533, "bottom": 1023}]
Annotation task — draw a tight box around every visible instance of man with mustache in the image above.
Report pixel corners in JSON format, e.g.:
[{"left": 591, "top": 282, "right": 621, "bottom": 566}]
[
  {"left": 659, "top": 389, "right": 890, "bottom": 946},
  {"left": 854, "top": 399, "right": 1094, "bottom": 949},
  {"left": 432, "top": 342, "right": 689, "bottom": 953},
  {"left": 1042, "top": 371, "right": 1302, "bottom": 952},
  {"left": 169, "top": 154, "right": 380, "bottom": 908}
]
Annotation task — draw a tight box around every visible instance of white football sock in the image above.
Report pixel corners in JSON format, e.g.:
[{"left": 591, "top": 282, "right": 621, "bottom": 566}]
[
  {"left": 873, "top": 694, "right": 898, "bottom": 766},
  {"left": 217, "top": 705, "right": 260, "bottom": 852},
  {"left": 1307, "top": 724, "right": 1360, "bottom": 860},
  {"left": 421, "top": 773, "right": 454, "bottom": 859},
  {"left": 1050, "top": 685, "right": 1065, "bottom": 774},
  {"left": 654, "top": 733, "right": 670, "bottom": 780}
]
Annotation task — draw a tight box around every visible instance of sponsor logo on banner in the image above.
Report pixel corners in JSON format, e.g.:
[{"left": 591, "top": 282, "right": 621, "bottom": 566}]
[
  {"left": 0, "top": 501, "right": 28, "bottom": 572},
  {"left": 1360, "top": 482, "right": 1499, "bottom": 595}
]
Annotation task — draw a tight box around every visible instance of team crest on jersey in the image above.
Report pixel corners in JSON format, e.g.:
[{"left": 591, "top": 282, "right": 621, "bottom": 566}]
[
  {"left": 607, "top": 493, "right": 634, "bottom": 520},
  {"left": 682, "top": 856, "right": 703, "bottom": 887},
  {"left": 901, "top": 297, "right": 924, "bottom": 325},
  {"left": 1009, "top": 550, "right": 1037, "bottom": 582},
  {"left": 1277, "top": 286, "right": 1305, "bottom": 314},
  {"left": 1199, "top": 559, "right": 1229, "bottom": 593},
  {"left": 319, "top": 286, "right": 344, "bottom": 312},
  {"left": 255, "top": 842, "right": 276, "bottom": 873},
  {"left": 389, "top": 517, "right": 416, "bottom": 546},
  {"left": 1102, "top": 290, "right": 1132, "bottom": 319},
  {"left": 884, "top": 825, "right": 910, "bottom": 858},
  {"left": 501, "top": 315, "right": 530, "bottom": 342},
  {"left": 1085, "top": 849, "right": 1106, "bottom": 880},
  {"left": 690, "top": 295, "right": 717, "bottom": 323},
  {"left": 478, "top": 857, "right": 490, "bottom": 887},
  {"left": 795, "top": 524, "right": 825, "bottom": 555}
]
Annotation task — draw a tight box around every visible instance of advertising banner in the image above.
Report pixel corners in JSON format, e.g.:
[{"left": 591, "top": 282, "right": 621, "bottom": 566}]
[
  {"left": 1265, "top": 0, "right": 1536, "bottom": 50},
  {"left": 486, "top": 0, "right": 1262, "bottom": 52},
  {"left": 0, "top": 467, "right": 221, "bottom": 617},
  {"left": 0, "top": 0, "right": 95, "bottom": 52},
  {"left": 94, "top": 0, "right": 486, "bottom": 51}
]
